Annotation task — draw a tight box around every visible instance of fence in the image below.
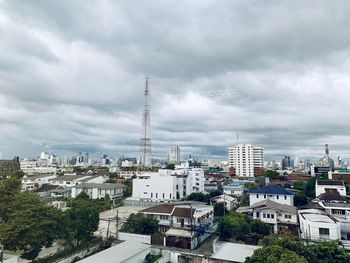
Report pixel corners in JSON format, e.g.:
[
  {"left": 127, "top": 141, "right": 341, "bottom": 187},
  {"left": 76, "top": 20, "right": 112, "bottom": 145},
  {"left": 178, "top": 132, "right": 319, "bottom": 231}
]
[{"left": 117, "top": 232, "right": 151, "bottom": 244}]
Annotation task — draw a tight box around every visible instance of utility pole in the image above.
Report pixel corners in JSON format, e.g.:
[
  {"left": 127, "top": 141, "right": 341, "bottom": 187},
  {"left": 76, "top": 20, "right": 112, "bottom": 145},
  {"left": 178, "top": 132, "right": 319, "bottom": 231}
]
[{"left": 116, "top": 209, "right": 119, "bottom": 238}]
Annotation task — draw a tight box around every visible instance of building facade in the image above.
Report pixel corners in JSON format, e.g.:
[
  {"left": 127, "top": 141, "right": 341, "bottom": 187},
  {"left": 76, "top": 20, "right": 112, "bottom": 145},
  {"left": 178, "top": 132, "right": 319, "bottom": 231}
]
[
  {"left": 228, "top": 144, "right": 263, "bottom": 177},
  {"left": 169, "top": 146, "right": 181, "bottom": 164}
]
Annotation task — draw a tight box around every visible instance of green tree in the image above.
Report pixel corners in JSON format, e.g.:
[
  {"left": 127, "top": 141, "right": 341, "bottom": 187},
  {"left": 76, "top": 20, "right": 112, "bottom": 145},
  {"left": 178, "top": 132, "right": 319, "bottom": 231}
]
[
  {"left": 0, "top": 206, "right": 63, "bottom": 261},
  {"left": 165, "top": 163, "right": 175, "bottom": 170},
  {"left": 292, "top": 181, "right": 306, "bottom": 191},
  {"left": 294, "top": 192, "right": 308, "bottom": 207},
  {"left": 259, "top": 235, "right": 350, "bottom": 263},
  {"left": 260, "top": 169, "right": 282, "bottom": 180},
  {"left": 76, "top": 191, "right": 90, "bottom": 199},
  {"left": 66, "top": 204, "right": 99, "bottom": 245},
  {"left": 217, "top": 212, "right": 250, "bottom": 241},
  {"left": 305, "top": 178, "right": 316, "bottom": 198},
  {"left": 123, "top": 179, "right": 133, "bottom": 198},
  {"left": 121, "top": 213, "right": 159, "bottom": 235},
  {"left": 245, "top": 245, "right": 307, "bottom": 263},
  {"left": 214, "top": 202, "right": 227, "bottom": 217},
  {"left": 250, "top": 220, "right": 270, "bottom": 236},
  {"left": 0, "top": 176, "right": 22, "bottom": 222}
]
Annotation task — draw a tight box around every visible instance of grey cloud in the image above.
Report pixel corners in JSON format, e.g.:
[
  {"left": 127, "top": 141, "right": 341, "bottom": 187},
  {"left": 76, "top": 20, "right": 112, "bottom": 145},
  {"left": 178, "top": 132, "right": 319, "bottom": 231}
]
[{"left": 1, "top": 1, "right": 350, "bottom": 161}]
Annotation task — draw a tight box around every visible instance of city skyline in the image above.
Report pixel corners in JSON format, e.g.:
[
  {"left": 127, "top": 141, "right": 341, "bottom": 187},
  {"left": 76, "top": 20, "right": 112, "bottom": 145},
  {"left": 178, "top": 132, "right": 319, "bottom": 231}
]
[{"left": 1, "top": 1, "right": 350, "bottom": 159}]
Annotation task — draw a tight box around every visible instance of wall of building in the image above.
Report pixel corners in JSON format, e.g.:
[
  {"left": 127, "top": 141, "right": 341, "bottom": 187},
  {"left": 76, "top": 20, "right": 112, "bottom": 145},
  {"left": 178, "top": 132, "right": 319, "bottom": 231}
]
[{"left": 249, "top": 193, "right": 293, "bottom": 206}]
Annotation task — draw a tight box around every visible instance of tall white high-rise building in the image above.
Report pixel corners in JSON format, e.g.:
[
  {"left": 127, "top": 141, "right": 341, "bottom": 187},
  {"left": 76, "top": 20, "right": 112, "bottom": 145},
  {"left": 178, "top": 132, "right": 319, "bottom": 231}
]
[
  {"left": 169, "top": 146, "right": 181, "bottom": 164},
  {"left": 228, "top": 144, "right": 264, "bottom": 177}
]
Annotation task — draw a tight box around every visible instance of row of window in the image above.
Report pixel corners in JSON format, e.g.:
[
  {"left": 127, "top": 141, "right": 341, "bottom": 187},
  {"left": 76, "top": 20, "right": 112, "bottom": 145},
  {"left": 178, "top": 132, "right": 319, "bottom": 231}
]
[{"left": 256, "top": 194, "right": 287, "bottom": 200}]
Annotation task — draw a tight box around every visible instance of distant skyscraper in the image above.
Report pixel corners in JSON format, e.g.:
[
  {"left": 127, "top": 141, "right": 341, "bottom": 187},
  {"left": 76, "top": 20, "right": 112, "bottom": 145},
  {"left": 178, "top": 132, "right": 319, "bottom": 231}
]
[
  {"left": 169, "top": 146, "right": 181, "bottom": 164},
  {"left": 228, "top": 144, "right": 264, "bottom": 177},
  {"left": 281, "top": 156, "right": 291, "bottom": 170}
]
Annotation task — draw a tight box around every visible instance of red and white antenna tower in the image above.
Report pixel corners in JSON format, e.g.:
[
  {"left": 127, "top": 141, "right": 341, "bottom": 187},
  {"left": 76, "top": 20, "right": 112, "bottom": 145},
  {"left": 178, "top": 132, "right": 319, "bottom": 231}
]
[{"left": 140, "top": 77, "right": 151, "bottom": 167}]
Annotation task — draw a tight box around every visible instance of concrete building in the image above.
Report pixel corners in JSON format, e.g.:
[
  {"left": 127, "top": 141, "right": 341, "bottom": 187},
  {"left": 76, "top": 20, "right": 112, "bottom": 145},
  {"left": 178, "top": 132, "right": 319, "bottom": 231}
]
[
  {"left": 49, "top": 175, "right": 105, "bottom": 187},
  {"left": 210, "top": 195, "right": 238, "bottom": 210},
  {"left": 247, "top": 185, "right": 294, "bottom": 206},
  {"left": 228, "top": 144, "right": 263, "bottom": 177},
  {"left": 132, "top": 165, "right": 205, "bottom": 202},
  {"left": 299, "top": 209, "right": 341, "bottom": 241},
  {"left": 21, "top": 175, "right": 57, "bottom": 191},
  {"left": 169, "top": 146, "right": 181, "bottom": 164},
  {"left": 0, "top": 157, "right": 20, "bottom": 178},
  {"left": 315, "top": 180, "right": 346, "bottom": 197},
  {"left": 238, "top": 199, "right": 298, "bottom": 234},
  {"left": 71, "top": 183, "right": 126, "bottom": 200},
  {"left": 140, "top": 203, "right": 214, "bottom": 249}
]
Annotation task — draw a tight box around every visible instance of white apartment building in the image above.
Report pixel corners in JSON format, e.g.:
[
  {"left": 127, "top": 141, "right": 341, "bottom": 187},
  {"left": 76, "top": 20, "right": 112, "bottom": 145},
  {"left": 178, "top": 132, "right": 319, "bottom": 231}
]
[
  {"left": 228, "top": 144, "right": 263, "bottom": 177},
  {"left": 20, "top": 159, "right": 57, "bottom": 176},
  {"left": 132, "top": 167, "right": 205, "bottom": 202},
  {"left": 169, "top": 146, "right": 181, "bottom": 164}
]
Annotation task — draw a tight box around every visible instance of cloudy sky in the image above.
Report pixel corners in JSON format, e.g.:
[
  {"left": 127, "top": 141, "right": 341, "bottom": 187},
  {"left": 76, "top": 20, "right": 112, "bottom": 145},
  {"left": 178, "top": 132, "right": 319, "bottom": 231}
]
[{"left": 1, "top": 0, "right": 350, "bottom": 161}]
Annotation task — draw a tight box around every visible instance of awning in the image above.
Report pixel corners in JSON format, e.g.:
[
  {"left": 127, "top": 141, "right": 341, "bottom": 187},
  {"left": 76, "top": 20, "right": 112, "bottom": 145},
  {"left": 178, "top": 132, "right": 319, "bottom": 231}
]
[{"left": 165, "top": 228, "right": 193, "bottom": 238}]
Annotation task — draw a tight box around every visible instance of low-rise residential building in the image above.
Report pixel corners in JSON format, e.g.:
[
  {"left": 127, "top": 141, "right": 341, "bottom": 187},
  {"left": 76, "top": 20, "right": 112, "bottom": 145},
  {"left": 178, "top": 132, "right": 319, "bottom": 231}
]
[
  {"left": 210, "top": 195, "right": 238, "bottom": 210},
  {"left": 313, "top": 190, "right": 350, "bottom": 241},
  {"left": 140, "top": 203, "right": 214, "bottom": 249},
  {"left": 315, "top": 180, "right": 346, "bottom": 197},
  {"left": 21, "top": 175, "right": 57, "bottom": 191},
  {"left": 247, "top": 185, "right": 294, "bottom": 206},
  {"left": 49, "top": 175, "right": 105, "bottom": 187},
  {"left": 298, "top": 209, "right": 341, "bottom": 241},
  {"left": 71, "top": 183, "right": 127, "bottom": 200},
  {"left": 237, "top": 199, "right": 298, "bottom": 234},
  {"left": 223, "top": 179, "right": 253, "bottom": 196}
]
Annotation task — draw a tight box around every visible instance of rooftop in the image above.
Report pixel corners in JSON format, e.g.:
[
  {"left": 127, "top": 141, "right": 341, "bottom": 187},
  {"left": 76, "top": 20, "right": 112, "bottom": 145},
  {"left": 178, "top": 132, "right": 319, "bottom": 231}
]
[
  {"left": 212, "top": 242, "right": 260, "bottom": 263},
  {"left": 299, "top": 209, "right": 337, "bottom": 223},
  {"left": 250, "top": 199, "right": 297, "bottom": 214},
  {"left": 248, "top": 185, "right": 294, "bottom": 195},
  {"left": 316, "top": 190, "right": 348, "bottom": 202},
  {"left": 75, "top": 182, "right": 127, "bottom": 190},
  {"left": 50, "top": 175, "right": 102, "bottom": 182},
  {"left": 317, "top": 180, "right": 344, "bottom": 186},
  {"left": 78, "top": 240, "right": 149, "bottom": 263}
]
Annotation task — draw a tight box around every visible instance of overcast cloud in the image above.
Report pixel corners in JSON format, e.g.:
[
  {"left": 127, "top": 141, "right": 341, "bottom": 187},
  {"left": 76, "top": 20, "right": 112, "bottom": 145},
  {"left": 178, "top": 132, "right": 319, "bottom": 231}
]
[{"left": 1, "top": 0, "right": 350, "bottom": 161}]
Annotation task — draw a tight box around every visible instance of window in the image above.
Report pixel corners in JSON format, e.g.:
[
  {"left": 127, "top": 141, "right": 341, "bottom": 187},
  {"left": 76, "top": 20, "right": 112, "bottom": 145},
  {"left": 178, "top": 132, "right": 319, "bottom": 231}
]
[
  {"left": 276, "top": 195, "right": 279, "bottom": 199},
  {"left": 156, "top": 193, "right": 158, "bottom": 198},
  {"left": 271, "top": 214, "right": 274, "bottom": 219},
  {"left": 319, "top": 228, "right": 330, "bottom": 238},
  {"left": 264, "top": 195, "right": 266, "bottom": 199},
  {"left": 160, "top": 215, "right": 168, "bottom": 220},
  {"left": 263, "top": 213, "right": 266, "bottom": 218},
  {"left": 284, "top": 195, "right": 287, "bottom": 200},
  {"left": 267, "top": 214, "right": 270, "bottom": 219},
  {"left": 163, "top": 193, "right": 165, "bottom": 198},
  {"left": 151, "top": 193, "right": 153, "bottom": 198},
  {"left": 256, "top": 194, "right": 259, "bottom": 198},
  {"left": 256, "top": 212, "right": 260, "bottom": 218}
]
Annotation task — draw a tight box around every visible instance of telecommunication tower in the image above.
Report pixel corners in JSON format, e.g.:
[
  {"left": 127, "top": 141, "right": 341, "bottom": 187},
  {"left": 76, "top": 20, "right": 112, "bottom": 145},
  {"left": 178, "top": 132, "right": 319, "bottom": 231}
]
[{"left": 140, "top": 77, "right": 152, "bottom": 167}]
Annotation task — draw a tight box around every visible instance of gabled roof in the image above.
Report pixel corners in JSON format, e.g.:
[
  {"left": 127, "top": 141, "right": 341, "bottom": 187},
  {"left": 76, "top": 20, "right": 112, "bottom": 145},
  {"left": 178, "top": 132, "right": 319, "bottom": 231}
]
[
  {"left": 250, "top": 199, "right": 297, "bottom": 214},
  {"left": 248, "top": 185, "right": 293, "bottom": 195},
  {"left": 316, "top": 190, "right": 348, "bottom": 202},
  {"left": 317, "top": 180, "right": 344, "bottom": 186},
  {"left": 140, "top": 204, "right": 177, "bottom": 215},
  {"left": 172, "top": 207, "right": 195, "bottom": 218}
]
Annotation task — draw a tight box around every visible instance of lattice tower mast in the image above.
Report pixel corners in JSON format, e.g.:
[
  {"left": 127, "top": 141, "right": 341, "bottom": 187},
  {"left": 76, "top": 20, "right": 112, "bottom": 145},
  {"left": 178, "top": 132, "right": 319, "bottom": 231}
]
[{"left": 140, "top": 77, "right": 151, "bottom": 167}]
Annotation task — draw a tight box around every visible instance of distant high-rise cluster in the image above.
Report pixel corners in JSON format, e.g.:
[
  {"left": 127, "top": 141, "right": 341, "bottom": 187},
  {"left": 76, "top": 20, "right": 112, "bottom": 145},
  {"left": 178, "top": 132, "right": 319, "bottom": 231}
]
[{"left": 228, "top": 144, "right": 264, "bottom": 177}]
